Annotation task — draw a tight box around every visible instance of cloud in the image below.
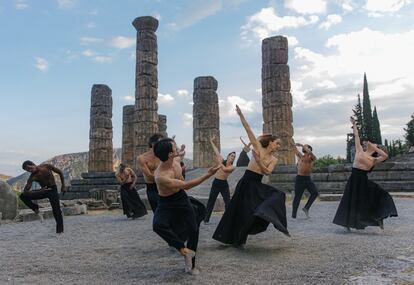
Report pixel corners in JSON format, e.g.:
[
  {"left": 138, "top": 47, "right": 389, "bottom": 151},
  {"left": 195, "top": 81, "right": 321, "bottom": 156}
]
[
  {"left": 286, "top": 35, "right": 299, "bottom": 46},
  {"left": 57, "top": 0, "right": 76, "bottom": 9},
  {"left": 89, "top": 9, "right": 98, "bottom": 15},
  {"left": 284, "top": 0, "right": 327, "bottom": 14},
  {"left": 364, "top": 0, "right": 413, "bottom": 14},
  {"left": 176, "top": 89, "right": 190, "bottom": 98},
  {"left": 219, "top": 96, "right": 260, "bottom": 118},
  {"left": 80, "top": 37, "right": 103, "bottom": 45},
  {"left": 158, "top": 93, "right": 175, "bottom": 105},
  {"left": 241, "top": 7, "right": 319, "bottom": 43},
  {"left": 182, "top": 113, "right": 193, "bottom": 127},
  {"left": 319, "top": 14, "right": 342, "bottom": 29},
  {"left": 110, "top": 36, "right": 135, "bottom": 49},
  {"left": 337, "top": 0, "right": 355, "bottom": 11},
  {"left": 93, "top": 56, "right": 112, "bottom": 63},
  {"left": 34, "top": 57, "right": 49, "bottom": 72},
  {"left": 15, "top": 0, "right": 29, "bottom": 9},
  {"left": 170, "top": 0, "right": 222, "bottom": 29},
  {"left": 86, "top": 22, "right": 96, "bottom": 29},
  {"left": 81, "top": 49, "right": 96, "bottom": 57},
  {"left": 122, "top": 96, "right": 134, "bottom": 102}
]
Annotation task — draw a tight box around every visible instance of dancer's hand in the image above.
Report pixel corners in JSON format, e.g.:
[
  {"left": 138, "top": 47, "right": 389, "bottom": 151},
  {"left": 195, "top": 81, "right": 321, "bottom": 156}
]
[
  {"left": 207, "top": 164, "right": 221, "bottom": 176},
  {"left": 235, "top": 105, "right": 242, "bottom": 116},
  {"left": 252, "top": 149, "right": 261, "bottom": 162},
  {"left": 350, "top": 116, "right": 356, "bottom": 125}
]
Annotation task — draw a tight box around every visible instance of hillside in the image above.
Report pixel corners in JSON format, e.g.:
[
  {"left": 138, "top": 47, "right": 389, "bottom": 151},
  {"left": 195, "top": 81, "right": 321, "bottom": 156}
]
[{"left": 0, "top": 174, "right": 12, "bottom": 181}]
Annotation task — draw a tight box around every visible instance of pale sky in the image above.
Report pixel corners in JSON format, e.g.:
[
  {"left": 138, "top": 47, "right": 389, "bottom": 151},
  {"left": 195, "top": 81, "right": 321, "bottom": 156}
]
[{"left": 1, "top": 0, "right": 413, "bottom": 176}]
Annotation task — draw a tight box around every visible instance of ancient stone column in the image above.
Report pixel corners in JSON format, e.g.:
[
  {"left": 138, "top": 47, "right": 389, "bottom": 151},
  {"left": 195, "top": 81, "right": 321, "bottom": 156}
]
[
  {"left": 122, "top": 105, "right": 135, "bottom": 168},
  {"left": 158, "top": 114, "right": 168, "bottom": 138},
  {"left": 132, "top": 16, "right": 159, "bottom": 169},
  {"left": 193, "top": 76, "right": 220, "bottom": 168},
  {"left": 262, "top": 36, "right": 295, "bottom": 165},
  {"left": 88, "top": 84, "right": 113, "bottom": 172}
]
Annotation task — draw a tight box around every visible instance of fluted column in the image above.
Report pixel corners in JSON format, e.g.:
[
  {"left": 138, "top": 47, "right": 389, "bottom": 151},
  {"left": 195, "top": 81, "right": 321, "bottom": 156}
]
[{"left": 122, "top": 105, "right": 134, "bottom": 168}]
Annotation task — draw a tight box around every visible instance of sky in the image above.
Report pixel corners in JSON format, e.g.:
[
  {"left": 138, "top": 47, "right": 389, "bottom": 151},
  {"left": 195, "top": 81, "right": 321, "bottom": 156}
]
[{"left": 0, "top": 0, "right": 413, "bottom": 176}]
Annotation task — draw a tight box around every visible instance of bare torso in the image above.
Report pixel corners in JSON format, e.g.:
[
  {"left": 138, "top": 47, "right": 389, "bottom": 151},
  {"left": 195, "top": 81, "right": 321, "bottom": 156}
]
[
  {"left": 215, "top": 165, "right": 235, "bottom": 180},
  {"left": 297, "top": 154, "right": 314, "bottom": 176},
  {"left": 137, "top": 150, "right": 160, "bottom": 183},
  {"left": 247, "top": 149, "right": 277, "bottom": 175},
  {"left": 26, "top": 165, "right": 57, "bottom": 190},
  {"left": 116, "top": 168, "right": 135, "bottom": 185},
  {"left": 155, "top": 161, "right": 184, "bottom": 197},
  {"left": 353, "top": 151, "right": 376, "bottom": 171}
]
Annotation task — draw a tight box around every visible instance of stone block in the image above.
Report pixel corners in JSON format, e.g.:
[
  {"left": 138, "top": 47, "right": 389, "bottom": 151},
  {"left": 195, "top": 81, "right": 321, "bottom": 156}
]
[{"left": 0, "top": 181, "right": 18, "bottom": 220}]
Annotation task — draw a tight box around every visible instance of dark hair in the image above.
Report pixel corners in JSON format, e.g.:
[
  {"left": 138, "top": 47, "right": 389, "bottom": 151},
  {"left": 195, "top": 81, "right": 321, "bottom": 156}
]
[
  {"left": 153, "top": 138, "right": 175, "bottom": 162},
  {"left": 258, "top": 134, "right": 279, "bottom": 148},
  {"left": 22, "top": 160, "right": 35, "bottom": 170},
  {"left": 180, "top": 161, "right": 184, "bottom": 167},
  {"left": 148, "top": 133, "right": 164, "bottom": 148},
  {"left": 303, "top": 144, "right": 313, "bottom": 152},
  {"left": 223, "top": 151, "right": 236, "bottom": 166},
  {"left": 119, "top": 163, "right": 126, "bottom": 168}
]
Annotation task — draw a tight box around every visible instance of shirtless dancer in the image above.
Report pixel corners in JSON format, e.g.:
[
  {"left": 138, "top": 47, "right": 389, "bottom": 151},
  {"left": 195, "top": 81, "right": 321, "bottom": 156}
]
[
  {"left": 152, "top": 138, "right": 220, "bottom": 274},
  {"left": 19, "top": 161, "right": 65, "bottom": 233},
  {"left": 290, "top": 139, "right": 319, "bottom": 218}
]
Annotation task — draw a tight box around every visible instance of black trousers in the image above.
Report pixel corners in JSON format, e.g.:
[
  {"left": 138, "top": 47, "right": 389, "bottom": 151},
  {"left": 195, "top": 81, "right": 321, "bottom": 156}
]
[
  {"left": 20, "top": 186, "right": 64, "bottom": 233},
  {"left": 204, "top": 178, "right": 230, "bottom": 223},
  {"left": 120, "top": 183, "right": 147, "bottom": 218},
  {"left": 146, "top": 183, "right": 159, "bottom": 212},
  {"left": 153, "top": 190, "right": 199, "bottom": 267},
  {"left": 292, "top": 175, "right": 319, "bottom": 218}
]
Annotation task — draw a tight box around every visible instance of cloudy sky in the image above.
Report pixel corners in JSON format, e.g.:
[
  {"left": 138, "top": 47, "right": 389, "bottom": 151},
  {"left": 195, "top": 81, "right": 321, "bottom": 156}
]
[{"left": 1, "top": 0, "right": 413, "bottom": 176}]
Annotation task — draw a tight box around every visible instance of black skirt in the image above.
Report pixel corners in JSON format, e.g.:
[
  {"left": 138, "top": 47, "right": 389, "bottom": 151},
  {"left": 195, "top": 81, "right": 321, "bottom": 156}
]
[
  {"left": 120, "top": 183, "right": 148, "bottom": 218},
  {"left": 333, "top": 168, "right": 398, "bottom": 229},
  {"left": 236, "top": 149, "right": 250, "bottom": 167},
  {"left": 213, "top": 170, "right": 289, "bottom": 245}
]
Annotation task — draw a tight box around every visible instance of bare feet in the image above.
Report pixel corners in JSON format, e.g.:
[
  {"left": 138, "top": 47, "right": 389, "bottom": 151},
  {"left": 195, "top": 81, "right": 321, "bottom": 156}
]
[
  {"left": 35, "top": 210, "right": 44, "bottom": 223},
  {"left": 189, "top": 267, "right": 200, "bottom": 275},
  {"left": 302, "top": 207, "right": 309, "bottom": 218},
  {"left": 180, "top": 248, "right": 195, "bottom": 272}
]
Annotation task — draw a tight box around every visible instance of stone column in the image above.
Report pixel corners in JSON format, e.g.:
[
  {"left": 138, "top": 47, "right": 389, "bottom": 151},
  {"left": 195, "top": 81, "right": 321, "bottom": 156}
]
[
  {"left": 122, "top": 105, "right": 135, "bottom": 168},
  {"left": 158, "top": 114, "right": 168, "bottom": 138},
  {"left": 88, "top": 84, "right": 113, "bottom": 172},
  {"left": 193, "top": 76, "right": 220, "bottom": 168},
  {"left": 262, "top": 36, "right": 295, "bottom": 165},
  {"left": 132, "top": 16, "right": 159, "bottom": 169}
]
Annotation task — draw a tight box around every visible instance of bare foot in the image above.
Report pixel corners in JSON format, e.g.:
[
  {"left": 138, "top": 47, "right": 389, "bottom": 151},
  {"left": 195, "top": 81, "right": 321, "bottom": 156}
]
[
  {"left": 188, "top": 267, "right": 200, "bottom": 275},
  {"left": 35, "top": 210, "right": 44, "bottom": 223},
  {"left": 302, "top": 207, "right": 309, "bottom": 218},
  {"left": 180, "top": 248, "right": 195, "bottom": 272}
]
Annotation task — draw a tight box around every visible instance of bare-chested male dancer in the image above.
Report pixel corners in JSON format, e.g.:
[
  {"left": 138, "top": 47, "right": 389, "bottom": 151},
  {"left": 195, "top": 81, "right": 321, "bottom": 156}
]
[
  {"left": 19, "top": 161, "right": 65, "bottom": 233},
  {"left": 290, "top": 139, "right": 319, "bottom": 218},
  {"left": 153, "top": 138, "right": 220, "bottom": 274}
]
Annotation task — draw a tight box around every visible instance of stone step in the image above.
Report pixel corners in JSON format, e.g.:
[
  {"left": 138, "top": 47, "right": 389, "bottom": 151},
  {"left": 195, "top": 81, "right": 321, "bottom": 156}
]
[{"left": 71, "top": 178, "right": 118, "bottom": 186}]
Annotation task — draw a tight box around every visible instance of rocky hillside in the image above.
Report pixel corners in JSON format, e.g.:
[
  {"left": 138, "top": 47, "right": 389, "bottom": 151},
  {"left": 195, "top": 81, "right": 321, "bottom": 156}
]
[
  {"left": 7, "top": 149, "right": 193, "bottom": 192},
  {"left": 0, "top": 174, "right": 12, "bottom": 181}
]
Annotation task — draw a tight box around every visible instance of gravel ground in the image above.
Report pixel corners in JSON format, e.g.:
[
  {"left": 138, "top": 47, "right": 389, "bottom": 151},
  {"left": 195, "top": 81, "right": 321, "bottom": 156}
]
[{"left": 0, "top": 199, "right": 413, "bottom": 285}]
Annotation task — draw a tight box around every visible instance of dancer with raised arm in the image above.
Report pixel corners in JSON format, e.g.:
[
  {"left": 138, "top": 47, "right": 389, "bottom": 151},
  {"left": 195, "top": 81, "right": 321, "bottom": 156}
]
[
  {"left": 19, "top": 161, "right": 65, "bottom": 234},
  {"left": 236, "top": 137, "right": 251, "bottom": 167},
  {"left": 333, "top": 117, "right": 398, "bottom": 231},
  {"left": 116, "top": 163, "right": 147, "bottom": 219},
  {"left": 152, "top": 138, "right": 220, "bottom": 274},
  {"left": 290, "top": 139, "right": 319, "bottom": 218},
  {"left": 203, "top": 137, "right": 236, "bottom": 224},
  {"left": 213, "top": 105, "right": 289, "bottom": 248}
]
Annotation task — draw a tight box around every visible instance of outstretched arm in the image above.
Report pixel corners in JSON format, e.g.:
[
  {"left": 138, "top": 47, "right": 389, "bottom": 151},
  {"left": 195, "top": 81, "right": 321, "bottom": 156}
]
[
  {"left": 236, "top": 105, "right": 260, "bottom": 151},
  {"left": 210, "top": 137, "right": 223, "bottom": 164},
  {"left": 351, "top": 117, "right": 363, "bottom": 153},
  {"left": 289, "top": 138, "right": 303, "bottom": 159},
  {"left": 240, "top": 137, "right": 252, "bottom": 153},
  {"left": 46, "top": 164, "right": 65, "bottom": 192}
]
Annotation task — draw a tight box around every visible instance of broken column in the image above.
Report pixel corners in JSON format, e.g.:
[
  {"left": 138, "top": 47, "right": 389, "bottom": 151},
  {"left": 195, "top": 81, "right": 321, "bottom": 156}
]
[
  {"left": 122, "top": 105, "right": 135, "bottom": 168},
  {"left": 89, "top": 84, "right": 114, "bottom": 172},
  {"left": 132, "top": 16, "right": 159, "bottom": 169},
  {"left": 193, "top": 76, "right": 220, "bottom": 168},
  {"left": 262, "top": 36, "right": 295, "bottom": 165}
]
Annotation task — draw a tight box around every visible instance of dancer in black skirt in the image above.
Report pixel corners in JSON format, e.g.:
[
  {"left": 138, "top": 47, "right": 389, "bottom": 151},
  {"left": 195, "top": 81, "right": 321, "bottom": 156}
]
[
  {"left": 236, "top": 136, "right": 251, "bottom": 167},
  {"left": 204, "top": 137, "right": 236, "bottom": 224},
  {"left": 213, "top": 105, "right": 289, "bottom": 247},
  {"left": 116, "top": 163, "right": 147, "bottom": 219},
  {"left": 333, "top": 117, "right": 398, "bottom": 230},
  {"left": 153, "top": 138, "right": 220, "bottom": 274}
]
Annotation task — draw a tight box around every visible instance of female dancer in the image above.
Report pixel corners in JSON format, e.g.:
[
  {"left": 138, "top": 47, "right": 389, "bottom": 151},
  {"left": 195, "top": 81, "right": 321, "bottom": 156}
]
[
  {"left": 213, "top": 105, "right": 289, "bottom": 247},
  {"left": 333, "top": 117, "right": 398, "bottom": 230},
  {"left": 204, "top": 137, "right": 236, "bottom": 224}
]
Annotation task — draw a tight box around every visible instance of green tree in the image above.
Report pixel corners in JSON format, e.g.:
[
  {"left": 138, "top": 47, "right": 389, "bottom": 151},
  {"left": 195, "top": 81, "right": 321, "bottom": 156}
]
[
  {"left": 353, "top": 93, "right": 365, "bottom": 137},
  {"left": 372, "top": 106, "right": 382, "bottom": 144},
  {"left": 362, "top": 73, "right": 374, "bottom": 141},
  {"left": 404, "top": 113, "right": 414, "bottom": 146}
]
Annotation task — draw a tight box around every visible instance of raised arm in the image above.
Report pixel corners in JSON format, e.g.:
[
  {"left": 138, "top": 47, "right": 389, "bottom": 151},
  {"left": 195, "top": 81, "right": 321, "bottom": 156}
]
[
  {"left": 210, "top": 137, "right": 223, "bottom": 164},
  {"left": 252, "top": 150, "right": 278, "bottom": 175},
  {"left": 156, "top": 165, "right": 221, "bottom": 190},
  {"left": 236, "top": 105, "right": 260, "bottom": 151},
  {"left": 351, "top": 117, "right": 363, "bottom": 153},
  {"left": 46, "top": 164, "right": 66, "bottom": 192},
  {"left": 240, "top": 137, "right": 252, "bottom": 153},
  {"left": 371, "top": 143, "right": 389, "bottom": 165},
  {"left": 289, "top": 138, "right": 303, "bottom": 159},
  {"left": 303, "top": 145, "right": 316, "bottom": 160}
]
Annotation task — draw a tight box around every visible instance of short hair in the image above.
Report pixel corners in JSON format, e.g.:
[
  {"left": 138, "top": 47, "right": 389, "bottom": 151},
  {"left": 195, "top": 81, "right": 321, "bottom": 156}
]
[
  {"left": 148, "top": 133, "right": 164, "bottom": 148},
  {"left": 305, "top": 144, "right": 313, "bottom": 151},
  {"left": 258, "top": 134, "right": 279, "bottom": 148},
  {"left": 153, "top": 138, "right": 175, "bottom": 162},
  {"left": 119, "top": 163, "right": 126, "bottom": 168},
  {"left": 22, "top": 160, "right": 35, "bottom": 170}
]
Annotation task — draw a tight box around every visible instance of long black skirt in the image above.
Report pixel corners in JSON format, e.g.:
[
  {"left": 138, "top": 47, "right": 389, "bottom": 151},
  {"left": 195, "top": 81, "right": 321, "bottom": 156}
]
[
  {"left": 213, "top": 170, "right": 289, "bottom": 245},
  {"left": 120, "top": 183, "right": 148, "bottom": 218},
  {"left": 333, "top": 168, "right": 398, "bottom": 229}
]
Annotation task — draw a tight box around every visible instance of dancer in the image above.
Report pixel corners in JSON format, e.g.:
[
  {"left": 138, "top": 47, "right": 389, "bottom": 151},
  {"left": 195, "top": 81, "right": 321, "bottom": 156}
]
[
  {"left": 116, "top": 163, "right": 147, "bottom": 219},
  {"left": 333, "top": 117, "right": 398, "bottom": 230},
  {"left": 152, "top": 138, "right": 220, "bottom": 274},
  {"left": 213, "top": 105, "right": 289, "bottom": 247},
  {"left": 137, "top": 133, "right": 164, "bottom": 212},
  {"left": 290, "top": 139, "right": 319, "bottom": 218},
  {"left": 236, "top": 136, "right": 251, "bottom": 167},
  {"left": 204, "top": 137, "right": 236, "bottom": 224},
  {"left": 19, "top": 161, "right": 65, "bottom": 234}
]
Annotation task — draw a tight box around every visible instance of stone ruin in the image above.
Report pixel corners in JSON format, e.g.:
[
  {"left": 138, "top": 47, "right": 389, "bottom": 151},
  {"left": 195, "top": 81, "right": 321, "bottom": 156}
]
[
  {"left": 0, "top": 181, "right": 18, "bottom": 221},
  {"left": 192, "top": 76, "right": 220, "bottom": 168}
]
